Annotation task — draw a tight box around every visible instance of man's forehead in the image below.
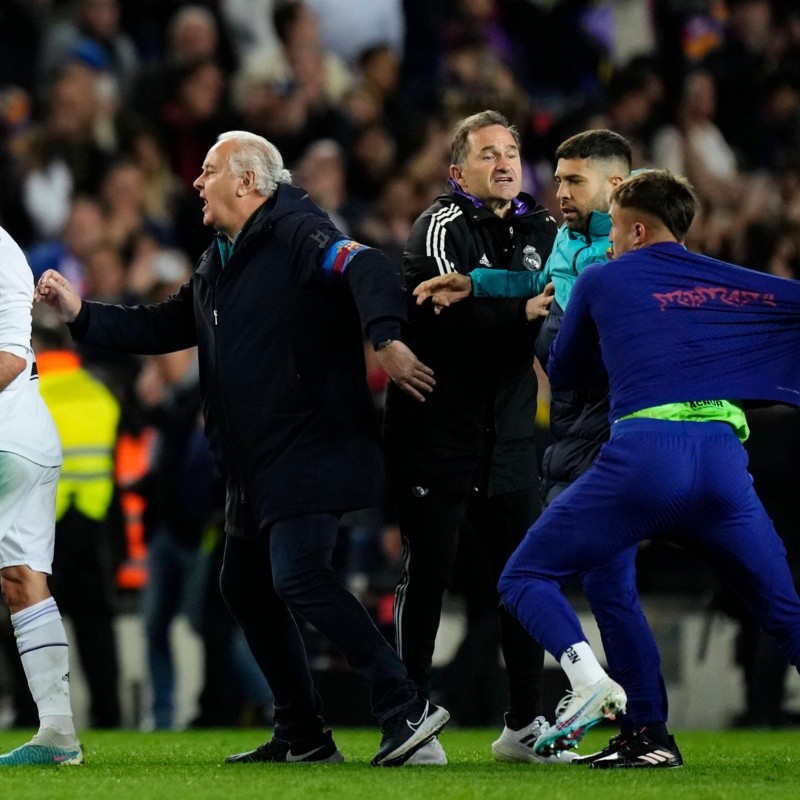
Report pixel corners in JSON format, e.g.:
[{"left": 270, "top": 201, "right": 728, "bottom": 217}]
[
  {"left": 468, "top": 126, "right": 518, "bottom": 151},
  {"left": 204, "top": 141, "right": 230, "bottom": 167},
  {"left": 555, "top": 157, "right": 600, "bottom": 179}
]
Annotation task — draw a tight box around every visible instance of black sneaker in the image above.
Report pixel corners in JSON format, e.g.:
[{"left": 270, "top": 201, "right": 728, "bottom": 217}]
[
  {"left": 585, "top": 731, "right": 683, "bottom": 769},
  {"left": 371, "top": 699, "right": 450, "bottom": 767},
  {"left": 225, "top": 730, "right": 344, "bottom": 764},
  {"left": 570, "top": 733, "right": 625, "bottom": 765}
]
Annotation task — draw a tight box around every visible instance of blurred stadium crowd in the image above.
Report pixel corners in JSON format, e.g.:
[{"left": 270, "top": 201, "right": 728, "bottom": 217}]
[{"left": 1, "top": 0, "right": 799, "bottom": 731}]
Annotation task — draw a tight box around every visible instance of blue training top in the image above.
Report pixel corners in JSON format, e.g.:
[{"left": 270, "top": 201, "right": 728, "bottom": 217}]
[{"left": 549, "top": 241, "right": 800, "bottom": 421}]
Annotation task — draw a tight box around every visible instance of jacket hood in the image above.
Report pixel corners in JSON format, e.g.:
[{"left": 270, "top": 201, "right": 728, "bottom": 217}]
[
  {"left": 261, "top": 183, "right": 324, "bottom": 223},
  {"left": 245, "top": 183, "right": 327, "bottom": 237}
]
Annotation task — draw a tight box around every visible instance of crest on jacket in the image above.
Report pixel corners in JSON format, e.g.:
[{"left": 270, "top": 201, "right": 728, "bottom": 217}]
[{"left": 523, "top": 245, "right": 542, "bottom": 271}]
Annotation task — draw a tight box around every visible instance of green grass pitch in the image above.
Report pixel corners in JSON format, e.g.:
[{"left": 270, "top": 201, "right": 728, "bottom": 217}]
[{"left": 0, "top": 727, "right": 797, "bottom": 800}]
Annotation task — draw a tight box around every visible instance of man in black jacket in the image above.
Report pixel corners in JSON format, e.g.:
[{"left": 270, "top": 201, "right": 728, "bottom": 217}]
[
  {"left": 35, "top": 130, "right": 448, "bottom": 767},
  {"left": 383, "top": 110, "right": 564, "bottom": 765}
]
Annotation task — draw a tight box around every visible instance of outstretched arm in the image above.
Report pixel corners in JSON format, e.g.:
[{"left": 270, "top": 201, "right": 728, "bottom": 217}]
[
  {"left": 413, "top": 273, "right": 473, "bottom": 312},
  {"left": 36, "top": 269, "right": 197, "bottom": 354},
  {"left": 415, "top": 273, "right": 553, "bottom": 323},
  {"left": 414, "top": 266, "right": 549, "bottom": 312}
]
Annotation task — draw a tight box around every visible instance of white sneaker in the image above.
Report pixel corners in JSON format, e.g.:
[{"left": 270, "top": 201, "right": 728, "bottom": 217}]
[
  {"left": 534, "top": 677, "right": 627, "bottom": 756},
  {"left": 492, "top": 716, "right": 578, "bottom": 764},
  {"left": 405, "top": 736, "right": 448, "bottom": 765}
]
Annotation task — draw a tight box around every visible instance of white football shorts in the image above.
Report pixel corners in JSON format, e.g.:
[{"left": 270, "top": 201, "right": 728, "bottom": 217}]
[{"left": 0, "top": 451, "right": 59, "bottom": 573}]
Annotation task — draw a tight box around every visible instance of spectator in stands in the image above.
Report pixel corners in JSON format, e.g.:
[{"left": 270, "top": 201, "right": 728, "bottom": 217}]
[
  {"left": 26, "top": 196, "right": 106, "bottom": 297},
  {"left": 293, "top": 139, "right": 351, "bottom": 234},
  {"left": 132, "top": 5, "right": 227, "bottom": 123},
  {"left": 305, "top": 0, "right": 404, "bottom": 66},
  {"left": 156, "top": 56, "right": 238, "bottom": 191},
  {"left": 36, "top": 0, "right": 140, "bottom": 101},
  {"left": 17, "top": 63, "right": 115, "bottom": 243},
  {"left": 230, "top": 0, "right": 352, "bottom": 163},
  {"left": 651, "top": 69, "right": 779, "bottom": 262}
]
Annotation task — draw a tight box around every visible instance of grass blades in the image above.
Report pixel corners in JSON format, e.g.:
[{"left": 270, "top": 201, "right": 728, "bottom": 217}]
[{"left": 0, "top": 727, "right": 797, "bottom": 800}]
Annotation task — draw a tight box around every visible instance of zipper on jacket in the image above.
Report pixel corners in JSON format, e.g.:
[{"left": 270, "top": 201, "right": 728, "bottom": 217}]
[
  {"left": 571, "top": 231, "right": 592, "bottom": 274},
  {"left": 212, "top": 279, "right": 247, "bottom": 515}
]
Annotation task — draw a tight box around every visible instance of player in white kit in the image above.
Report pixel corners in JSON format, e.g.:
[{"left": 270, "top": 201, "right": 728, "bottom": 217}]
[{"left": 0, "top": 226, "right": 82, "bottom": 766}]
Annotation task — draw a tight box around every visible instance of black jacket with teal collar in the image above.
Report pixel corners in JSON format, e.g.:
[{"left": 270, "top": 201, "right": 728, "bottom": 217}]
[{"left": 70, "top": 184, "right": 407, "bottom": 535}]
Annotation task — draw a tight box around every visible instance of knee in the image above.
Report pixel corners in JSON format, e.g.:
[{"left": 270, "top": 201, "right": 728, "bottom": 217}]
[
  {"left": 271, "top": 564, "right": 328, "bottom": 606},
  {"left": 582, "top": 558, "right": 638, "bottom": 607},
  {"left": 0, "top": 567, "right": 49, "bottom": 614}
]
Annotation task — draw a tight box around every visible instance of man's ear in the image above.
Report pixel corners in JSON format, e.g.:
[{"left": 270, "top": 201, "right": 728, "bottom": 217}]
[
  {"left": 449, "top": 163, "right": 464, "bottom": 187},
  {"left": 237, "top": 170, "right": 257, "bottom": 196},
  {"left": 609, "top": 174, "right": 624, "bottom": 188},
  {"left": 633, "top": 221, "right": 648, "bottom": 247}
]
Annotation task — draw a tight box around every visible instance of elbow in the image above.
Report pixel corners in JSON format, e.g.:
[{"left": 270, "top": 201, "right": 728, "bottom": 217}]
[{"left": 0, "top": 352, "right": 27, "bottom": 390}]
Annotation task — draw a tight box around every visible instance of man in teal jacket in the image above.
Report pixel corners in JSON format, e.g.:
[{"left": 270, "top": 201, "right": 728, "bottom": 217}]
[{"left": 415, "top": 131, "right": 683, "bottom": 769}]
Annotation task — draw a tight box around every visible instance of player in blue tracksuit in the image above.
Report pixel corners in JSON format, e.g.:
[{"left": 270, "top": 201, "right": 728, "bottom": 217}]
[{"left": 498, "top": 169, "right": 800, "bottom": 759}]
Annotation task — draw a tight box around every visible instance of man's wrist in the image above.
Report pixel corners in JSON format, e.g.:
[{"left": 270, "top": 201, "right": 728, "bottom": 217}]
[{"left": 375, "top": 338, "right": 395, "bottom": 352}]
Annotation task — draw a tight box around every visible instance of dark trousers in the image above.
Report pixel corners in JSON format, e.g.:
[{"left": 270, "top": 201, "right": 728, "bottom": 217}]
[
  {"left": 49, "top": 508, "right": 121, "bottom": 728},
  {"left": 220, "top": 512, "right": 417, "bottom": 742},
  {"left": 394, "top": 483, "right": 545, "bottom": 726}
]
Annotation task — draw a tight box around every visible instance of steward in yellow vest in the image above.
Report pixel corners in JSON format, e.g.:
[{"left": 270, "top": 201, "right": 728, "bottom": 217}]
[{"left": 37, "top": 351, "right": 119, "bottom": 523}]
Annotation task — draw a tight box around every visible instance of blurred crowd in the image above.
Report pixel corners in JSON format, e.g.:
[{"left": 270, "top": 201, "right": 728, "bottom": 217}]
[{"left": 0, "top": 0, "right": 799, "bottom": 730}]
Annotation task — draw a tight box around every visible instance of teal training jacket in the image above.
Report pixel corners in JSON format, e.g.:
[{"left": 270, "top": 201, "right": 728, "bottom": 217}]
[{"left": 471, "top": 210, "right": 612, "bottom": 309}]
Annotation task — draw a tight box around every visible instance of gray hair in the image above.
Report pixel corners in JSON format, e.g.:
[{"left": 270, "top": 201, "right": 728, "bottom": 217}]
[
  {"left": 451, "top": 110, "right": 519, "bottom": 167},
  {"left": 216, "top": 131, "right": 292, "bottom": 196}
]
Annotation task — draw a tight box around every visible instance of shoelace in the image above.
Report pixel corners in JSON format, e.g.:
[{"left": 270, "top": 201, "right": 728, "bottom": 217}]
[
  {"left": 530, "top": 716, "right": 550, "bottom": 736},
  {"left": 554, "top": 690, "right": 578, "bottom": 719},
  {"left": 596, "top": 734, "right": 626, "bottom": 757}
]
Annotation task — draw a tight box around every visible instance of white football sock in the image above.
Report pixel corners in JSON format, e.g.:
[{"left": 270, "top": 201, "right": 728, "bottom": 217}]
[
  {"left": 12, "top": 597, "right": 75, "bottom": 737},
  {"left": 559, "top": 641, "right": 607, "bottom": 691}
]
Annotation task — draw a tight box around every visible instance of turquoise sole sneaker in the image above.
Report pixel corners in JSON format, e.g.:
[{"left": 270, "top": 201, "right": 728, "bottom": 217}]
[
  {"left": 534, "top": 677, "right": 627, "bottom": 755},
  {"left": 0, "top": 741, "right": 84, "bottom": 766}
]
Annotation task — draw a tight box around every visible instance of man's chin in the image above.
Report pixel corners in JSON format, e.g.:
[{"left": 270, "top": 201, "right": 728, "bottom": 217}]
[{"left": 563, "top": 218, "right": 585, "bottom": 233}]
